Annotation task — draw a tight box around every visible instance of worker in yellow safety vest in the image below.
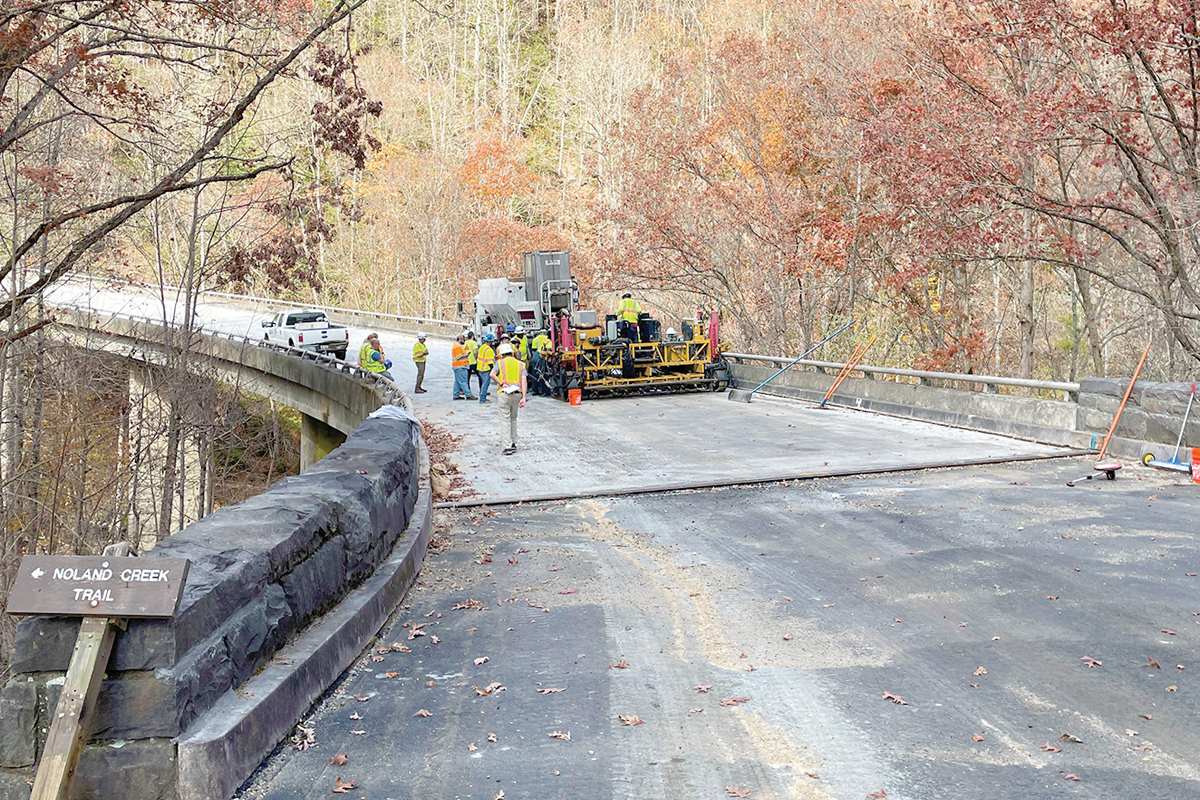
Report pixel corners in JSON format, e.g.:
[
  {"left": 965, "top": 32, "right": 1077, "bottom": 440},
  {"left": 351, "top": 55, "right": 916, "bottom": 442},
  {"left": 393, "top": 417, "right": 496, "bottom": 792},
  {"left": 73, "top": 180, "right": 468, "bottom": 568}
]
[
  {"left": 465, "top": 331, "right": 480, "bottom": 394},
  {"left": 359, "top": 333, "right": 393, "bottom": 380},
  {"left": 412, "top": 333, "right": 429, "bottom": 394},
  {"left": 513, "top": 326, "right": 530, "bottom": 360},
  {"left": 490, "top": 342, "right": 527, "bottom": 455},
  {"left": 530, "top": 329, "right": 552, "bottom": 396},
  {"left": 617, "top": 292, "right": 641, "bottom": 342},
  {"left": 452, "top": 333, "right": 475, "bottom": 400},
  {"left": 476, "top": 334, "right": 497, "bottom": 403}
]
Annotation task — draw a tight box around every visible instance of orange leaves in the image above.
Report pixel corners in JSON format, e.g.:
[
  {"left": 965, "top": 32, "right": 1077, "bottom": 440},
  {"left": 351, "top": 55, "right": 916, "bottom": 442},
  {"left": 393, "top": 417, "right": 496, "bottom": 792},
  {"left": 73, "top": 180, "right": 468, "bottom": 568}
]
[
  {"left": 881, "top": 691, "right": 907, "bottom": 705},
  {"left": 459, "top": 139, "right": 538, "bottom": 212},
  {"left": 718, "top": 697, "right": 750, "bottom": 707},
  {"left": 332, "top": 777, "right": 358, "bottom": 793},
  {"left": 618, "top": 714, "right": 644, "bottom": 726}
]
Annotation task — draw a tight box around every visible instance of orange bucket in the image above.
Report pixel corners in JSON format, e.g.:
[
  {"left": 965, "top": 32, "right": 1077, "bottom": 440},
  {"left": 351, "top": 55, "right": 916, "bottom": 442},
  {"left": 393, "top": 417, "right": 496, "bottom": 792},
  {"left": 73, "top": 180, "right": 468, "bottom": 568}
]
[
  {"left": 569, "top": 388, "right": 582, "bottom": 406},
  {"left": 1192, "top": 447, "right": 1200, "bottom": 483}
]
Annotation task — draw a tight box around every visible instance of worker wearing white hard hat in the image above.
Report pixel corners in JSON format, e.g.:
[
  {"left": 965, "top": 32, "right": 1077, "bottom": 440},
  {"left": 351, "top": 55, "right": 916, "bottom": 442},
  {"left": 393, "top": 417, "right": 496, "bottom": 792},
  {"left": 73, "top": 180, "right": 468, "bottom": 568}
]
[
  {"left": 490, "top": 342, "right": 527, "bottom": 455},
  {"left": 412, "top": 333, "right": 429, "bottom": 393}
]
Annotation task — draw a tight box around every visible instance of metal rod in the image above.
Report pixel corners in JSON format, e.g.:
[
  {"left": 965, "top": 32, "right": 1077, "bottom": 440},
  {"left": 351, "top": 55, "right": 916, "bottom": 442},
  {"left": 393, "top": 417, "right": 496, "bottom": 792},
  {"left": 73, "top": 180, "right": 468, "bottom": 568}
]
[
  {"left": 746, "top": 320, "right": 857, "bottom": 395},
  {"left": 821, "top": 334, "right": 878, "bottom": 407},
  {"left": 1172, "top": 382, "right": 1196, "bottom": 461},
  {"left": 1097, "top": 341, "right": 1151, "bottom": 462}
]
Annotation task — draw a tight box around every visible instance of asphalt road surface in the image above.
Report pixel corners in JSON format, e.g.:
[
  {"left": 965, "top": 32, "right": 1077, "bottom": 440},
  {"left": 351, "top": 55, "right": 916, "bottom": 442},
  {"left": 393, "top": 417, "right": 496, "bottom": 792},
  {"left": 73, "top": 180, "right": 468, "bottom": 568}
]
[{"left": 53, "top": 279, "right": 1200, "bottom": 798}]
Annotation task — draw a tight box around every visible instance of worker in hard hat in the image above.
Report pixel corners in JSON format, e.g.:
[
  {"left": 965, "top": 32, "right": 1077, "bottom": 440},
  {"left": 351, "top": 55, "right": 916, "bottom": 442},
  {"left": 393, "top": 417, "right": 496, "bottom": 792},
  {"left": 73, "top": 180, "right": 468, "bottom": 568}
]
[
  {"left": 513, "top": 326, "right": 530, "bottom": 361},
  {"left": 465, "top": 330, "right": 480, "bottom": 394},
  {"left": 412, "top": 333, "right": 429, "bottom": 393},
  {"left": 477, "top": 334, "right": 497, "bottom": 403},
  {"left": 451, "top": 333, "right": 475, "bottom": 400},
  {"left": 530, "top": 328, "right": 552, "bottom": 396},
  {"left": 617, "top": 292, "right": 641, "bottom": 341},
  {"left": 490, "top": 342, "right": 527, "bottom": 455},
  {"left": 359, "top": 333, "right": 393, "bottom": 381}
]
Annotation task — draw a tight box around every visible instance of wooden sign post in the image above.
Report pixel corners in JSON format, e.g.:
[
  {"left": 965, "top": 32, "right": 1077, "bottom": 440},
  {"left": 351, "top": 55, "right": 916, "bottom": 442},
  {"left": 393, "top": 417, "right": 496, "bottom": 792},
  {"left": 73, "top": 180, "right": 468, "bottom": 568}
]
[{"left": 5, "top": 545, "right": 188, "bottom": 800}]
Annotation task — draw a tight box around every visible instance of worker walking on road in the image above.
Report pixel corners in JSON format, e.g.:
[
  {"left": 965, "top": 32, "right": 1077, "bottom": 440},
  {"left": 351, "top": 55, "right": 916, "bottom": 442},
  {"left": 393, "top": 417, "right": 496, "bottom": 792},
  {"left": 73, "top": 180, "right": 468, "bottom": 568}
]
[
  {"left": 465, "top": 331, "right": 480, "bottom": 393},
  {"left": 452, "top": 333, "right": 476, "bottom": 400},
  {"left": 617, "top": 292, "right": 641, "bottom": 342},
  {"left": 412, "top": 333, "right": 429, "bottom": 393},
  {"left": 477, "top": 334, "right": 496, "bottom": 403},
  {"left": 491, "top": 342, "right": 527, "bottom": 455}
]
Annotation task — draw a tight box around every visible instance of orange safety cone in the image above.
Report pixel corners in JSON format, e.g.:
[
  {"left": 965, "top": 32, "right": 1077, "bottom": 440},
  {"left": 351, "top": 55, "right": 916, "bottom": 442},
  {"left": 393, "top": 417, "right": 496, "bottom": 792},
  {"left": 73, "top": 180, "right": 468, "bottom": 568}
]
[{"left": 1193, "top": 447, "right": 1200, "bottom": 483}]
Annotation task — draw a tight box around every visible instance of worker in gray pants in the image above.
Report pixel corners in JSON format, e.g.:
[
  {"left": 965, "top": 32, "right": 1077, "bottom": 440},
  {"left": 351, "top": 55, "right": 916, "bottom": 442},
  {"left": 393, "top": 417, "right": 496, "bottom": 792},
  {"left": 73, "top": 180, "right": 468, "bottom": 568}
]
[{"left": 490, "top": 342, "right": 528, "bottom": 455}]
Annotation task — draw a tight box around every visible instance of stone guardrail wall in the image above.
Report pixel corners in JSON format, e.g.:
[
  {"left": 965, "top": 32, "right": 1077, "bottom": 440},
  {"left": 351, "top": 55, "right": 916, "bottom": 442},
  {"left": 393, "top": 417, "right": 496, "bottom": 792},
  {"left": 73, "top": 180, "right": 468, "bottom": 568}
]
[
  {"left": 728, "top": 361, "right": 1198, "bottom": 461},
  {"left": 0, "top": 316, "right": 433, "bottom": 800}
]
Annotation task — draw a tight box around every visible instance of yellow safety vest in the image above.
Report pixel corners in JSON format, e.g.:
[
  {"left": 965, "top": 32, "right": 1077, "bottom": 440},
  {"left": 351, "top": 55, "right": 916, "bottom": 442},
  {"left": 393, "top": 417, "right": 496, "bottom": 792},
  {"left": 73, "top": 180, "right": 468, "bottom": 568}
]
[
  {"left": 514, "top": 337, "right": 529, "bottom": 359},
  {"left": 360, "top": 341, "right": 386, "bottom": 373},
  {"left": 532, "top": 334, "right": 551, "bottom": 355},
  {"left": 413, "top": 341, "right": 428, "bottom": 363},
  {"left": 465, "top": 338, "right": 479, "bottom": 366},
  {"left": 618, "top": 297, "right": 641, "bottom": 324},
  {"left": 495, "top": 356, "right": 523, "bottom": 386},
  {"left": 477, "top": 344, "right": 495, "bottom": 371}
]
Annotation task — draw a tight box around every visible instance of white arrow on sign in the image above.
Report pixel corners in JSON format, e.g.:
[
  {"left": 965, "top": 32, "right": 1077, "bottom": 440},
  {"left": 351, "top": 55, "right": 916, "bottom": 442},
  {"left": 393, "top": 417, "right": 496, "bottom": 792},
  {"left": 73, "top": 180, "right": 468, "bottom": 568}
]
[{"left": 30, "top": 568, "right": 44, "bottom": 579}]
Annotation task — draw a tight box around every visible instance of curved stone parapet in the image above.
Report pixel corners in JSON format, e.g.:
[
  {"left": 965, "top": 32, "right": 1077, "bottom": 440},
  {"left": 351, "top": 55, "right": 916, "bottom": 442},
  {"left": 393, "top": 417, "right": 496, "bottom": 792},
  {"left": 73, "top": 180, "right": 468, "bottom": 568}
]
[{"left": 0, "top": 314, "right": 432, "bottom": 800}]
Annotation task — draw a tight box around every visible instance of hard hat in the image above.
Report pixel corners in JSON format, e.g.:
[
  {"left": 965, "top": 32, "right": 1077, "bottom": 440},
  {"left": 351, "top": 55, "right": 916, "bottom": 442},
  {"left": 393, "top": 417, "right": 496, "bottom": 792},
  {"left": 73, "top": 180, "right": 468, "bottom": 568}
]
[
  {"left": 498, "top": 343, "right": 514, "bottom": 355},
  {"left": 515, "top": 325, "right": 526, "bottom": 334},
  {"left": 418, "top": 332, "right": 427, "bottom": 339},
  {"left": 506, "top": 323, "right": 516, "bottom": 332},
  {"left": 484, "top": 333, "right": 495, "bottom": 342},
  {"left": 622, "top": 292, "right": 632, "bottom": 298},
  {"left": 666, "top": 328, "right": 676, "bottom": 336},
  {"left": 466, "top": 331, "right": 475, "bottom": 338},
  {"left": 500, "top": 333, "right": 510, "bottom": 340}
]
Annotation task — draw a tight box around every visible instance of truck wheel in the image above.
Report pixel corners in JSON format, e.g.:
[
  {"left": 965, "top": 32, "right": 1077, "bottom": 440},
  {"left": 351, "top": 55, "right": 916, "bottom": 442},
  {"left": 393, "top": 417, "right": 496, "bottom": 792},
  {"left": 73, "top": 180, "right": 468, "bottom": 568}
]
[{"left": 288, "top": 339, "right": 294, "bottom": 348}]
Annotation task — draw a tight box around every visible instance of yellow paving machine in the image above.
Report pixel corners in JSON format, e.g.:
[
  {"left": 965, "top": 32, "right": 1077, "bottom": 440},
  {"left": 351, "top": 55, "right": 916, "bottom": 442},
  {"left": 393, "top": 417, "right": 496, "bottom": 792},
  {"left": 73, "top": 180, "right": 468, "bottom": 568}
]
[{"left": 464, "top": 250, "right": 730, "bottom": 399}]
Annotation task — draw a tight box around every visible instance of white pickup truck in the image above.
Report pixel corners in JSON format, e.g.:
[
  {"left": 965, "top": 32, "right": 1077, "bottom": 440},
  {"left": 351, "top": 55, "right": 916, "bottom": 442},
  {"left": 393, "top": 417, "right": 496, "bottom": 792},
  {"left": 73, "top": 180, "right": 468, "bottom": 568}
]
[{"left": 260, "top": 309, "right": 350, "bottom": 360}]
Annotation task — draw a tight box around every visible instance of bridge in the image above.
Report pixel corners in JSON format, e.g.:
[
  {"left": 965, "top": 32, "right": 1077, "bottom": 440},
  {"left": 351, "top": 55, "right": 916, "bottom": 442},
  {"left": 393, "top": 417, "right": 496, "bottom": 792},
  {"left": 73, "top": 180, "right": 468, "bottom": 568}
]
[{"left": 1, "top": 280, "right": 1197, "bottom": 800}]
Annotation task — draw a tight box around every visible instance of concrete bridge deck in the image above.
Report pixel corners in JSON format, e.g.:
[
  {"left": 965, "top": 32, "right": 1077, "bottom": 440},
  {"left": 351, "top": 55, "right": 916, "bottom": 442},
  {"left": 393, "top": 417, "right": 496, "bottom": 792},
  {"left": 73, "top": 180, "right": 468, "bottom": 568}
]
[{"left": 46, "top": 282, "right": 1200, "bottom": 800}]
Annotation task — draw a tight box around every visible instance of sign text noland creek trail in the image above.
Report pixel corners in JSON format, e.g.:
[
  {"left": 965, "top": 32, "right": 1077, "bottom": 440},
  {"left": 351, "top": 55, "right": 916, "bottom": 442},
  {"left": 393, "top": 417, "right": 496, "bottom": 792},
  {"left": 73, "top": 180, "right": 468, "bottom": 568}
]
[{"left": 6, "top": 555, "right": 189, "bottom": 618}]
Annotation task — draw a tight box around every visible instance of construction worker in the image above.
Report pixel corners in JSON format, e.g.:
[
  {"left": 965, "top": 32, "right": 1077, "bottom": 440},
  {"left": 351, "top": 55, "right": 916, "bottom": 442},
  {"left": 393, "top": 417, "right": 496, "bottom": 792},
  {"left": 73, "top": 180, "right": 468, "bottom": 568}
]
[
  {"left": 412, "top": 333, "right": 429, "bottom": 394},
  {"left": 514, "top": 326, "right": 530, "bottom": 360},
  {"left": 491, "top": 342, "right": 527, "bottom": 455},
  {"left": 617, "top": 292, "right": 641, "bottom": 341},
  {"left": 530, "top": 328, "right": 552, "bottom": 396},
  {"left": 359, "top": 334, "right": 393, "bottom": 380},
  {"left": 477, "top": 334, "right": 496, "bottom": 403},
  {"left": 465, "top": 331, "right": 480, "bottom": 393},
  {"left": 452, "top": 333, "right": 475, "bottom": 400}
]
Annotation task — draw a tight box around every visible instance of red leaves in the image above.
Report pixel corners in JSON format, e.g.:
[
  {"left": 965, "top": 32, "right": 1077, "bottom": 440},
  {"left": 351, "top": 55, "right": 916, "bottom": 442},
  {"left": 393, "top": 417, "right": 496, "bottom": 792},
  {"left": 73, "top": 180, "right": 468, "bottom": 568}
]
[
  {"left": 1147, "top": 657, "right": 1161, "bottom": 670},
  {"left": 610, "top": 660, "right": 630, "bottom": 669},
  {"left": 1040, "top": 743, "right": 1062, "bottom": 753},
  {"left": 725, "top": 788, "right": 750, "bottom": 798},
  {"left": 881, "top": 691, "right": 907, "bottom": 705},
  {"left": 332, "top": 777, "right": 358, "bottom": 793},
  {"left": 866, "top": 792, "right": 887, "bottom": 799},
  {"left": 328, "top": 754, "right": 348, "bottom": 766},
  {"left": 719, "top": 697, "right": 751, "bottom": 707},
  {"left": 1080, "top": 655, "right": 1102, "bottom": 668},
  {"left": 413, "top": 709, "right": 432, "bottom": 718}
]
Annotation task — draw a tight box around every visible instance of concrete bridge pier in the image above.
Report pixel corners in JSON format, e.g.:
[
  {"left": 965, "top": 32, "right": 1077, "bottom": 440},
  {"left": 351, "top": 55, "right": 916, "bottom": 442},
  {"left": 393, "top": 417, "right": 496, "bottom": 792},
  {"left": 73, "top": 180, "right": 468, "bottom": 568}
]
[{"left": 300, "top": 412, "right": 346, "bottom": 470}]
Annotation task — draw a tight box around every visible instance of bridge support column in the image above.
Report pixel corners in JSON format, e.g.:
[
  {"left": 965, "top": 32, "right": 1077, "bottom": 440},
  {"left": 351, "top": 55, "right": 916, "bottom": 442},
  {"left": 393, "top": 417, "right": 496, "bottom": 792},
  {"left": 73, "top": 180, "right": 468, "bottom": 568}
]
[{"left": 300, "top": 413, "right": 345, "bottom": 470}]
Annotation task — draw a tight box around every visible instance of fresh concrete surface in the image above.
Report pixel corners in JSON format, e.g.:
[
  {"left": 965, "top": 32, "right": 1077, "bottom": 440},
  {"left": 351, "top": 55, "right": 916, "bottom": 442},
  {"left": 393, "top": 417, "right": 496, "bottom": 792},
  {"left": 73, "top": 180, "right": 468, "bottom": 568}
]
[{"left": 236, "top": 459, "right": 1200, "bottom": 800}]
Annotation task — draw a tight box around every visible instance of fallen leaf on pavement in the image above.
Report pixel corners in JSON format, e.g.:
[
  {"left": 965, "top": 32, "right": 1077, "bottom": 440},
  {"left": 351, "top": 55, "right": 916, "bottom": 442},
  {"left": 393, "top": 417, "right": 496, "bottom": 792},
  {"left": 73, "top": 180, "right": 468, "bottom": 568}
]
[
  {"left": 972, "top": 733, "right": 985, "bottom": 742},
  {"left": 1162, "top": 629, "right": 1177, "bottom": 636},
  {"left": 1141, "top": 714, "right": 1153, "bottom": 720},
  {"left": 689, "top": 707, "right": 703, "bottom": 713},
  {"left": 973, "top": 666, "right": 987, "bottom": 676},
  {"left": 882, "top": 691, "right": 907, "bottom": 705},
  {"left": 474, "top": 657, "right": 489, "bottom": 666},
  {"left": 391, "top": 643, "right": 411, "bottom": 653},
  {"left": 349, "top": 712, "right": 362, "bottom": 720},
  {"left": 493, "top": 792, "right": 504, "bottom": 800},
  {"left": 1063, "top": 773, "right": 1080, "bottom": 781},
  {"left": 487, "top": 732, "right": 498, "bottom": 742},
  {"left": 468, "top": 743, "right": 477, "bottom": 751},
  {"left": 349, "top": 730, "right": 365, "bottom": 735},
  {"left": 370, "top": 655, "right": 384, "bottom": 663},
  {"left": 1041, "top": 743, "right": 1062, "bottom": 753},
  {"left": 549, "top": 731, "right": 571, "bottom": 741},
  {"left": 866, "top": 792, "right": 888, "bottom": 799},
  {"left": 695, "top": 684, "right": 712, "bottom": 693},
  {"left": 783, "top": 596, "right": 794, "bottom": 602},
  {"left": 822, "top": 603, "right": 835, "bottom": 608},
  {"left": 1047, "top": 595, "right": 1059, "bottom": 600},
  {"left": 1060, "top": 733, "right": 1083, "bottom": 744},
  {"left": 719, "top": 697, "right": 751, "bottom": 707},
  {"left": 332, "top": 777, "right": 358, "bottom": 793},
  {"left": 384, "top": 672, "right": 400, "bottom": 679},
  {"left": 1166, "top": 685, "right": 1178, "bottom": 692},
  {"left": 558, "top": 589, "right": 578, "bottom": 595},
  {"left": 782, "top": 633, "right": 793, "bottom": 641},
  {"left": 508, "top": 557, "right": 518, "bottom": 565},
  {"left": 353, "top": 694, "right": 371, "bottom": 702},
  {"left": 1081, "top": 655, "right": 1102, "bottom": 668},
  {"left": 610, "top": 660, "right": 630, "bottom": 669},
  {"left": 1147, "top": 657, "right": 1161, "bottom": 669},
  {"left": 725, "top": 788, "right": 750, "bottom": 798},
  {"left": 413, "top": 709, "right": 432, "bottom": 717},
  {"left": 804, "top": 771, "right": 819, "bottom": 779},
  {"left": 453, "top": 598, "right": 487, "bottom": 611},
  {"left": 328, "top": 754, "right": 348, "bottom": 766},
  {"left": 1125, "top": 729, "right": 1138, "bottom": 736},
  {"left": 538, "top": 687, "right": 566, "bottom": 694},
  {"left": 618, "top": 714, "right": 644, "bottom": 726},
  {"left": 1133, "top": 743, "right": 1156, "bottom": 751}
]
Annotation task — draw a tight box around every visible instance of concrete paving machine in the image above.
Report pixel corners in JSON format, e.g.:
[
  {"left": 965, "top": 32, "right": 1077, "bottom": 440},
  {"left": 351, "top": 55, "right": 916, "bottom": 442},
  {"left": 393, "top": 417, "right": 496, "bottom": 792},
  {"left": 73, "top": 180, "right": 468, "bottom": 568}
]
[{"left": 463, "top": 250, "right": 730, "bottom": 399}]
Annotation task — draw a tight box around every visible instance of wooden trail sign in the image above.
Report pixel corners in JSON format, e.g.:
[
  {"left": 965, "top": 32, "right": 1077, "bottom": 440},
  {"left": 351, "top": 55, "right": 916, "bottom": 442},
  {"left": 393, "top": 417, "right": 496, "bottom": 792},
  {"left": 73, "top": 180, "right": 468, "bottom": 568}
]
[
  {"left": 6, "top": 549, "right": 189, "bottom": 800},
  {"left": 6, "top": 555, "right": 188, "bottom": 618}
]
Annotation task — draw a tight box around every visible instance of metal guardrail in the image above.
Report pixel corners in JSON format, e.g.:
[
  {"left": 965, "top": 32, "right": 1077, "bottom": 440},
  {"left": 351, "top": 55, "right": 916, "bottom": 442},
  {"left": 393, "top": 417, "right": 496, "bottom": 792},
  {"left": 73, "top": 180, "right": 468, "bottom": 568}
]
[
  {"left": 725, "top": 353, "right": 1080, "bottom": 401},
  {"left": 198, "top": 289, "right": 463, "bottom": 338},
  {"left": 55, "top": 304, "right": 413, "bottom": 412}
]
